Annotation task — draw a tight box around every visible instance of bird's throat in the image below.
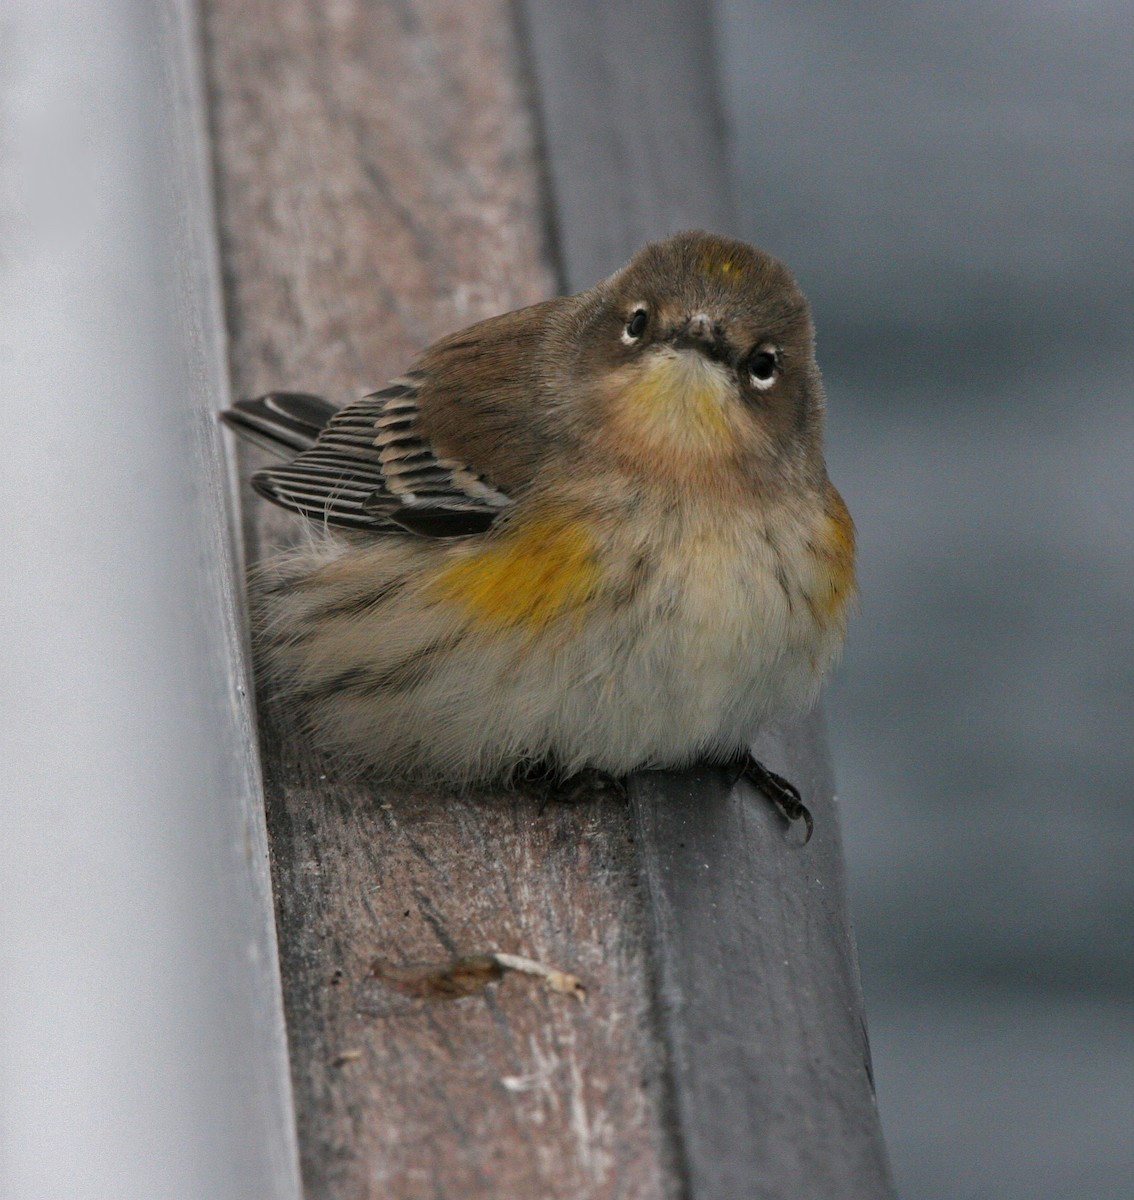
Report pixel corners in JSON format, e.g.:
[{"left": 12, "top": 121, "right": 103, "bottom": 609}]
[{"left": 610, "top": 350, "right": 740, "bottom": 466}]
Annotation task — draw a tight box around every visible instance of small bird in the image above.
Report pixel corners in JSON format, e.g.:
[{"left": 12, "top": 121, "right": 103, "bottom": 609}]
[{"left": 223, "top": 231, "right": 855, "bottom": 841}]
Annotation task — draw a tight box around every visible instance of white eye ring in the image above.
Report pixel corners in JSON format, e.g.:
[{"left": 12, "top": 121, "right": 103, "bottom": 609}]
[
  {"left": 747, "top": 347, "right": 779, "bottom": 391},
  {"left": 621, "top": 305, "right": 649, "bottom": 344}
]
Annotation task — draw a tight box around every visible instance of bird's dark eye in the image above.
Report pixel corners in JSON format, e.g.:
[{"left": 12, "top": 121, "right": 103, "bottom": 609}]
[
  {"left": 747, "top": 349, "right": 778, "bottom": 390},
  {"left": 623, "top": 308, "right": 649, "bottom": 342}
]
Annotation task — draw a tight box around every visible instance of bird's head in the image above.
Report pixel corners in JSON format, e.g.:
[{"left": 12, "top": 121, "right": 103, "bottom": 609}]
[{"left": 565, "top": 231, "right": 828, "bottom": 494}]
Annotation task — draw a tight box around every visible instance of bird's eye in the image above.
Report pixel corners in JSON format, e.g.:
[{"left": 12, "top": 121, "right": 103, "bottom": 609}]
[
  {"left": 622, "top": 308, "right": 649, "bottom": 343},
  {"left": 747, "top": 349, "right": 778, "bottom": 391}
]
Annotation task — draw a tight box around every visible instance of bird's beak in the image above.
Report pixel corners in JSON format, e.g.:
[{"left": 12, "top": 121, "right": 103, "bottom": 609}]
[{"left": 673, "top": 313, "right": 728, "bottom": 364}]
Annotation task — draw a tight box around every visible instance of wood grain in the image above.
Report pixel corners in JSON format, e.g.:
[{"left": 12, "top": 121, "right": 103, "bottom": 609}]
[
  {"left": 204, "top": 2, "right": 673, "bottom": 1197},
  {"left": 518, "top": 0, "right": 736, "bottom": 293}
]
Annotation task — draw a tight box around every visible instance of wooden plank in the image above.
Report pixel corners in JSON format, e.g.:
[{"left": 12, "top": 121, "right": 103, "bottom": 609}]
[
  {"left": 633, "top": 720, "right": 893, "bottom": 1198},
  {"left": 521, "top": 2, "right": 896, "bottom": 1196},
  {"left": 518, "top": 0, "right": 736, "bottom": 293},
  {"left": 203, "top": 2, "right": 675, "bottom": 1197}
]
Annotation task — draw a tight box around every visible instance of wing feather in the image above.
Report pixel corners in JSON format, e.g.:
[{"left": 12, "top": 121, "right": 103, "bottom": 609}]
[
  {"left": 237, "top": 298, "right": 572, "bottom": 538},
  {"left": 249, "top": 377, "right": 514, "bottom": 537}
]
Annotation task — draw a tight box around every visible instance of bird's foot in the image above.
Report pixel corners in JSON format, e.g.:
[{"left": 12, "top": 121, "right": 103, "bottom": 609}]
[{"left": 723, "top": 752, "right": 814, "bottom": 844}]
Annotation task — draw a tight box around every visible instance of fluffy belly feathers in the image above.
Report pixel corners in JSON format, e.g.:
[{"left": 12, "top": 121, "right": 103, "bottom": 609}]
[{"left": 260, "top": 491, "right": 854, "bottom": 781}]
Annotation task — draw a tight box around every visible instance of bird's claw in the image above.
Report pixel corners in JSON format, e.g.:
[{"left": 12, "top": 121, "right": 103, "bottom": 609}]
[{"left": 726, "top": 753, "right": 814, "bottom": 844}]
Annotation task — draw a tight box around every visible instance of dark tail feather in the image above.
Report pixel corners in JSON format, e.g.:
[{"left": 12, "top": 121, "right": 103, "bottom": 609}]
[{"left": 221, "top": 391, "right": 337, "bottom": 456}]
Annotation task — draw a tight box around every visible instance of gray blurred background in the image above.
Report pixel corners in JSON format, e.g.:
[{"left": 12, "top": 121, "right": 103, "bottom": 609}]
[{"left": 716, "top": 2, "right": 1134, "bottom": 1197}]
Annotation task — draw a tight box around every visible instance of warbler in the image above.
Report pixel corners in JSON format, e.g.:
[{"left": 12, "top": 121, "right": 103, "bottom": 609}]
[{"left": 223, "top": 231, "right": 855, "bottom": 840}]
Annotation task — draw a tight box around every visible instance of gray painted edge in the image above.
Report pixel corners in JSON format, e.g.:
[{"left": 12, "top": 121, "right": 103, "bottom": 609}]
[
  {"left": 518, "top": 2, "right": 895, "bottom": 1195},
  {"left": 0, "top": 3, "right": 301, "bottom": 1197}
]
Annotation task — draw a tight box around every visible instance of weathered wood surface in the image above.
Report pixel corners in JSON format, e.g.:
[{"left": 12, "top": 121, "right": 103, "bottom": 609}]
[
  {"left": 518, "top": 0, "right": 736, "bottom": 290},
  {"left": 632, "top": 726, "right": 891, "bottom": 1198},
  {"left": 204, "top": 2, "right": 673, "bottom": 1197},
  {"left": 520, "top": 4, "right": 896, "bottom": 1196}
]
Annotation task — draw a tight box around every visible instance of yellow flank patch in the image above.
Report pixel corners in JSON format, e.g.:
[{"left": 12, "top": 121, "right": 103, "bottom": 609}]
[
  {"left": 812, "top": 489, "right": 857, "bottom": 620},
  {"left": 618, "top": 352, "right": 736, "bottom": 456},
  {"left": 428, "top": 513, "right": 602, "bottom": 633}
]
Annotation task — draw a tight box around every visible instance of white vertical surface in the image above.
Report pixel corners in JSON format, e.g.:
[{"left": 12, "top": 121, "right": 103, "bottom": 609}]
[{"left": 0, "top": 3, "right": 301, "bottom": 1197}]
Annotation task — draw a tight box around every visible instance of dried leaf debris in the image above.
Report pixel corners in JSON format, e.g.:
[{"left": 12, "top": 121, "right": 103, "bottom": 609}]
[{"left": 370, "top": 952, "right": 586, "bottom": 1002}]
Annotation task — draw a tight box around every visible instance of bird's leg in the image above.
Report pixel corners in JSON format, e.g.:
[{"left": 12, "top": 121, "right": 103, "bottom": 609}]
[
  {"left": 723, "top": 752, "right": 814, "bottom": 843},
  {"left": 518, "top": 761, "right": 628, "bottom": 806},
  {"left": 561, "top": 767, "right": 628, "bottom": 802}
]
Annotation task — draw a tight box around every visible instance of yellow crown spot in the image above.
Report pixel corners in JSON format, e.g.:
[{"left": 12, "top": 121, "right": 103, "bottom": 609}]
[
  {"left": 700, "top": 252, "right": 745, "bottom": 281},
  {"left": 429, "top": 514, "right": 602, "bottom": 633}
]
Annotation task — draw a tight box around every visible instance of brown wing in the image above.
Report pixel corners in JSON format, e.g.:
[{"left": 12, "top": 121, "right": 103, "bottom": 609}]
[
  {"left": 245, "top": 299, "right": 568, "bottom": 537},
  {"left": 247, "top": 376, "right": 510, "bottom": 535},
  {"left": 407, "top": 298, "right": 566, "bottom": 493}
]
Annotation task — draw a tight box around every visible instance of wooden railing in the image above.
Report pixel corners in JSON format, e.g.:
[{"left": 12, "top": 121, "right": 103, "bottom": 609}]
[{"left": 208, "top": 1, "right": 894, "bottom": 1194}]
